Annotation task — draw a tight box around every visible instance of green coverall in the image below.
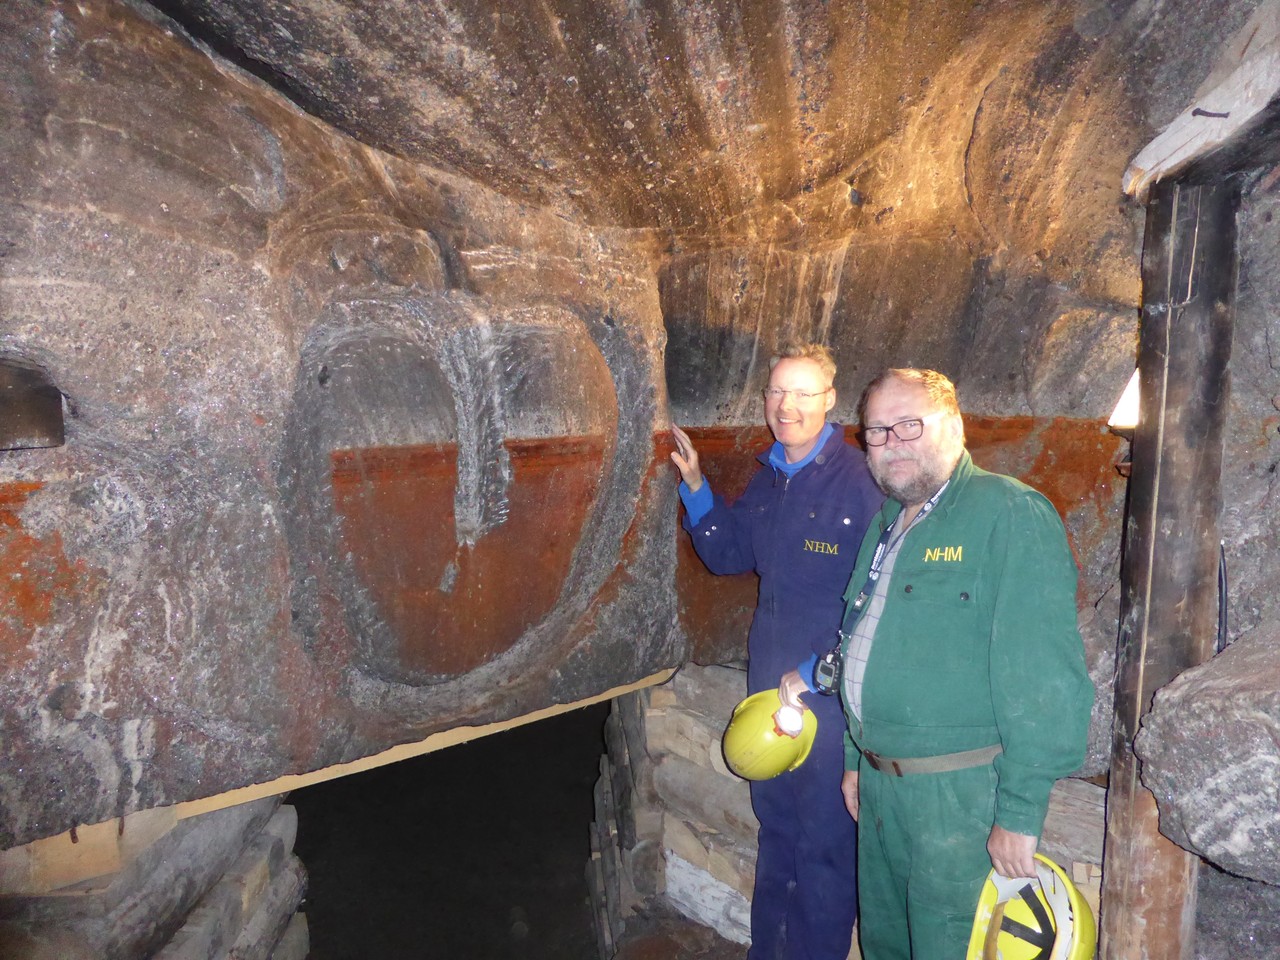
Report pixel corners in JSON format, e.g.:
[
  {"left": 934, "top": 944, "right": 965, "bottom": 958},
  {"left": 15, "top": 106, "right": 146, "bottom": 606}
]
[{"left": 839, "top": 451, "right": 1093, "bottom": 959}]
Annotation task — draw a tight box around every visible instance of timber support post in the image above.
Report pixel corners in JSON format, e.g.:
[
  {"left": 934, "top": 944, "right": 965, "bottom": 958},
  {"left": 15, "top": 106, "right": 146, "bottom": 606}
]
[{"left": 1100, "top": 178, "right": 1240, "bottom": 959}]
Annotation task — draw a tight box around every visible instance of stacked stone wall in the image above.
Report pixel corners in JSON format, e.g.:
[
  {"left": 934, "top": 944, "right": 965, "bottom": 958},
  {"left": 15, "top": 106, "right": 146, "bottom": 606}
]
[{"left": 0, "top": 799, "right": 306, "bottom": 960}]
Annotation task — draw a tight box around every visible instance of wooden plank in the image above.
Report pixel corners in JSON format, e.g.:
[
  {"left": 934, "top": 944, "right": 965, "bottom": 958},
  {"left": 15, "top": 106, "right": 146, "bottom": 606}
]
[
  {"left": 603, "top": 708, "right": 638, "bottom": 849},
  {"left": 0, "top": 807, "right": 177, "bottom": 896},
  {"left": 1101, "top": 179, "right": 1240, "bottom": 960},
  {"left": 586, "top": 829, "right": 614, "bottom": 958},
  {"left": 163, "top": 664, "right": 662, "bottom": 811},
  {"left": 651, "top": 755, "right": 758, "bottom": 845},
  {"left": 663, "top": 853, "right": 752, "bottom": 946},
  {"left": 1125, "top": 0, "right": 1280, "bottom": 198},
  {"left": 0, "top": 799, "right": 280, "bottom": 960},
  {"left": 594, "top": 754, "right": 623, "bottom": 939},
  {"left": 1040, "top": 778, "right": 1105, "bottom": 868},
  {"left": 225, "top": 856, "right": 307, "bottom": 960}
]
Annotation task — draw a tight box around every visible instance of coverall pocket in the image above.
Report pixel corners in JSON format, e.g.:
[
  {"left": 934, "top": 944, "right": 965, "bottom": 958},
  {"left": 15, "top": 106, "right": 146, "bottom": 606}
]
[
  {"left": 890, "top": 569, "right": 982, "bottom": 669},
  {"left": 937, "top": 765, "right": 998, "bottom": 837}
]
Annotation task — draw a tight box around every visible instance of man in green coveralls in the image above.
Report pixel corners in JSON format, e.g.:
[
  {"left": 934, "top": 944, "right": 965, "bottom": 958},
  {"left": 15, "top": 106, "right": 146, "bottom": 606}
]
[{"left": 837, "top": 368, "right": 1093, "bottom": 959}]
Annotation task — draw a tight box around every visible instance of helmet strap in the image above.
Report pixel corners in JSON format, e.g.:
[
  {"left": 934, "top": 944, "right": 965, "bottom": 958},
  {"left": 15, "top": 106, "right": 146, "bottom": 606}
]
[{"left": 1000, "top": 884, "right": 1056, "bottom": 959}]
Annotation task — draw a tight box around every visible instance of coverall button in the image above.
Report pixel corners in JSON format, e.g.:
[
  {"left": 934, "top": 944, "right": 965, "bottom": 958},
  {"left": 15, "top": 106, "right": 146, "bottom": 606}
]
[
  {"left": 904, "top": 584, "right": 913, "bottom": 594},
  {"left": 809, "top": 511, "right": 816, "bottom": 518},
  {"left": 843, "top": 517, "right": 851, "bottom": 525},
  {"left": 960, "top": 591, "right": 970, "bottom": 601},
  {"left": 815, "top": 454, "right": 826, "bottom": 464}
]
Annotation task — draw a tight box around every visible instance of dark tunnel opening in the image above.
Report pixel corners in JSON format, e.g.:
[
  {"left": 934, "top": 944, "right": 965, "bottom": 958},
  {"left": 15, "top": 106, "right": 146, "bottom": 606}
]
[{"left": 290, "top": 701, "right": 611, "bottom": 960}]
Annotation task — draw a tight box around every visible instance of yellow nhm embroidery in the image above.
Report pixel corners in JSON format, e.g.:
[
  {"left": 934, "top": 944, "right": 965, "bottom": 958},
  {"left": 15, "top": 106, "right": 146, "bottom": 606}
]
[
  {"left": 804, "top": 540, "right": 839, "bottom": 555},
  {"left": 923, "top": 546, "right": 963, "bottom": 562}
]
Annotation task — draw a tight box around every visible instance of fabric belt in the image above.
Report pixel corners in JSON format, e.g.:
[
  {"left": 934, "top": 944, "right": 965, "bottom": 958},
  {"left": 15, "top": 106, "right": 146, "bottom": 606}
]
[{"left": 861, "top": 743, "right": 1003, "bottom": 777}]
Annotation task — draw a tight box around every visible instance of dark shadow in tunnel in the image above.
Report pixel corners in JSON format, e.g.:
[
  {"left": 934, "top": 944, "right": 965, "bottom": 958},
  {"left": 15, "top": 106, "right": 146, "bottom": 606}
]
[
  {"left": 291, "top": 701, "right": 610, "bottom": 960},
  {"left": 0, "top": 360, "right": 65, "bottom": 450}
]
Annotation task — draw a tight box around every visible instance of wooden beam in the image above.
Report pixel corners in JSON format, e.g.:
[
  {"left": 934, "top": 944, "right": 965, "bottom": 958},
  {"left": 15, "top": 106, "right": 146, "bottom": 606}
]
[
  {"left": 1124, "top": 0, "right": 1280, "bottom": 199},
  {"left": 0, "top": 668, "right": 675, "bottom": 895},
  {"left": 1100, "top": 180, "right": 1239, "bottom": 959},
  {"left": 0, "top": 807, "right": 177, "bottom": 897}
]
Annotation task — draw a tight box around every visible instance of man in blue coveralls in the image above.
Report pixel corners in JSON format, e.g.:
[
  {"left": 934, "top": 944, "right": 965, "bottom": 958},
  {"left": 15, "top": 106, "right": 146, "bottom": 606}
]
[{"left": 671, "top": 343, "right": 883, "bottom": 960}]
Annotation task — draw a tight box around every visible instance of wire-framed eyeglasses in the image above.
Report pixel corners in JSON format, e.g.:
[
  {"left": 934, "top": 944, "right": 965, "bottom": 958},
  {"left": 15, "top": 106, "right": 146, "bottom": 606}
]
[
  {"left": 762, "top": 387, "right": 831, "bottom": 402},
  {"left": 862, "top": 411, "right": 947, "bottom": 446}
]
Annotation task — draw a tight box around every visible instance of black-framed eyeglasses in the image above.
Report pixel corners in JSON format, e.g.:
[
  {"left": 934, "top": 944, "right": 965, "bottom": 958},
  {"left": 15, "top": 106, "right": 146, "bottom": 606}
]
[
  {"left": 862, "top": 411, "right": 946, "bottom": 446},
  {"left": 762, "top": 387, "right": 831, "bottom": 402}
]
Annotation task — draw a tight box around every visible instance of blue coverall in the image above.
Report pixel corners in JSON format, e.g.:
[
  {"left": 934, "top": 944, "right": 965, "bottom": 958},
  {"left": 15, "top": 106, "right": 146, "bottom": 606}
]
[{"left": 681, "top": 423, "right": 883, "bottom": 960}]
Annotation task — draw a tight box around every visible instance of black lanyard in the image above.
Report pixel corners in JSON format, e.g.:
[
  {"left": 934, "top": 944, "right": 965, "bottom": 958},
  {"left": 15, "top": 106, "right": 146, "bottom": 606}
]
[{"left": 840, "top": 481, "right": 949, "bottom": 638}]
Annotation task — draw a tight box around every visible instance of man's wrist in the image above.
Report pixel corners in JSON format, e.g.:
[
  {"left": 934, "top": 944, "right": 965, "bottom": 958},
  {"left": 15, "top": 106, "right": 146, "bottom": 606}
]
[{"left": 678, "top": 480, "right": 714, "bottom": 526}]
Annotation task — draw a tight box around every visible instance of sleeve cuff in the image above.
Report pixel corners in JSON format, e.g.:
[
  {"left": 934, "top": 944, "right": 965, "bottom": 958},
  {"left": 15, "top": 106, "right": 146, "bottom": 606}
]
[
  {"left": 844, "top": 729, "right": 860, "bottom": 770},
  {"left": 796, "top": 653, "right": 819, "bottom": 693},
  {"left": 678, "top": 479, "right": 714, "bottom": 527}
]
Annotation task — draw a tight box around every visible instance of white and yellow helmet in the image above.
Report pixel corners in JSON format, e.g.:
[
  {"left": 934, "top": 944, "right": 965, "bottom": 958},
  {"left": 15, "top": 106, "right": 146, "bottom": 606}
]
[{"left": 967, "top": 853, "right": 1096, "bottom": 960}]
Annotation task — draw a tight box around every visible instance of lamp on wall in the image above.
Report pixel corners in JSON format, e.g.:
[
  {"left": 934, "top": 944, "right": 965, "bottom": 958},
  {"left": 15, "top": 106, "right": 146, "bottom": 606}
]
[{"left": 1108, "top": 368, "right": 1140, "bottom": 476}]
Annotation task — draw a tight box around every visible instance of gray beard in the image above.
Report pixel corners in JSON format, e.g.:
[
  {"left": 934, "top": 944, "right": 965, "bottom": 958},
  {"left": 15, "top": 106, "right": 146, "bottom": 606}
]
[{"left": 871, "top": 455, "right": 955, "bottom": 506}]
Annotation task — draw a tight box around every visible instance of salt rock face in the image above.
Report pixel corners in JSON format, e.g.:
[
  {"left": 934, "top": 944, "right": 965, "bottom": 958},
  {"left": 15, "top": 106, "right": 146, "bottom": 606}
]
[
  {"left": 1197, "top": 865, "right": 1280, "bottom": 960},
  {"left": 1136, "top": 622, "right": 1280, "bottom": 886},
  {"left": 0, "top": 0, "right": 682, "bottom": 848},
  {"left": 2, "top": 0, "right": 1275, "bottom": 852}
]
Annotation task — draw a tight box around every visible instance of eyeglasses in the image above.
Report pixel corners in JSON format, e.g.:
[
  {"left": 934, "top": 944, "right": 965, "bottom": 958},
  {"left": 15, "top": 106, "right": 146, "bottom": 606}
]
[
  {"left": 762, "top": 387, "right": 831, "bottom": 402},
  {"left": 862, "top": 411, "right": 946, "bottom": 446}
]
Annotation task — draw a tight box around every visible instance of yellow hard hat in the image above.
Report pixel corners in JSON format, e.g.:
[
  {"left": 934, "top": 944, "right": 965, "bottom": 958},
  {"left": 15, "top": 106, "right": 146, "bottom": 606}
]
[
  {"left": 721, "top": 689, "right": 817, "bottom": 781},
  {"left": 966, "top": 852, "right": 1096, "bottom": 960}
]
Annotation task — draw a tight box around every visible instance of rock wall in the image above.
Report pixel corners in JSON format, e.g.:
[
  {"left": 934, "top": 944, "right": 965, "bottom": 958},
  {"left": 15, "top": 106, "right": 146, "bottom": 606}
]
[
  {"left": 3, "top": 0, "right": 1280, "bottom": 930},
  {"left": 0, "top": 0, "right": 683, "bottom": 848}
]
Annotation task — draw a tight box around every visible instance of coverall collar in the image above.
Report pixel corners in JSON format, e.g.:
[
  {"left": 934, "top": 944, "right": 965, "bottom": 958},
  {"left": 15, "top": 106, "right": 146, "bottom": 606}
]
[{"left": 758, "top": 421, "right": 843, "bottom": 474}]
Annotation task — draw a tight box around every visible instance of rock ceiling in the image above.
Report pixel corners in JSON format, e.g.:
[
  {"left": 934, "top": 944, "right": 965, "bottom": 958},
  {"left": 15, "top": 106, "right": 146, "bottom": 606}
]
[
  {"left": 146, "top": 0, "right": 1215, "bottom": 236},
  {"left": 153, "top": 0, "right": 994, "bottom": 231}
]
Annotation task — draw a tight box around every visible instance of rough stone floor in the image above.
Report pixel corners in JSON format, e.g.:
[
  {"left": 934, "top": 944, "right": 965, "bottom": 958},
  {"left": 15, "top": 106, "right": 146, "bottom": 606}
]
[{"left": 612, "top": 905, "right": 745, "bottom": 960}]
